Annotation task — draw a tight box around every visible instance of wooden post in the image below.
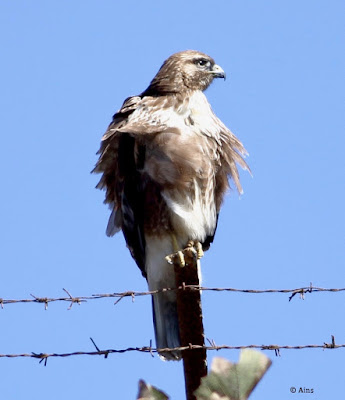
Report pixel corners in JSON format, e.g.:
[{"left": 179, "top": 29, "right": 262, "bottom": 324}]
[{"left": 174, "top": 253, "right": 207, "bottom": 400}]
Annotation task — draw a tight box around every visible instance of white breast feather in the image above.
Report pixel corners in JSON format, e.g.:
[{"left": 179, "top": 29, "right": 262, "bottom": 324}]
[
  {"left": 159, "top": 92, "right": 219, "bottom": 241},
  {"left": 162, "top": 179, "right": 216, "bottom": 243}
]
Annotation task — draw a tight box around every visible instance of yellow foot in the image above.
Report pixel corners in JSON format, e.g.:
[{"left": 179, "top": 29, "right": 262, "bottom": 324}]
[
  {"left": 165, "top": 239, "right": 204, "bottom": 266},
  {"left": 165, "top": 246, "right": 196, "bottom": 266}
]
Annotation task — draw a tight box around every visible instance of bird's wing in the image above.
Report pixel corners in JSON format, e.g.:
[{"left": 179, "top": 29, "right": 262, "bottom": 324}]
[{"left": 93, "top": 95, "right": 172, "bottom": 276}]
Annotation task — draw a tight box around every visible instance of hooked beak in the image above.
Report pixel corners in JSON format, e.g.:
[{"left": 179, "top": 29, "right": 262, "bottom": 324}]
[{"left": 210, "top": 64, "right": 226, "bottom": 80}]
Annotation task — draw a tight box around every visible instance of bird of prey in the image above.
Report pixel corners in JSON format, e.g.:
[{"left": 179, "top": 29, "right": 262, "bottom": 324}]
[{"left": 93, "top": 50, "right": 249, "bottom": 360}]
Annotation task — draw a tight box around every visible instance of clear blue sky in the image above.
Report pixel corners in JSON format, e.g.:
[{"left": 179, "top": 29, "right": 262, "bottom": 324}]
[{"left": 1, "top": 1, "right": 344, "bottom": 399}]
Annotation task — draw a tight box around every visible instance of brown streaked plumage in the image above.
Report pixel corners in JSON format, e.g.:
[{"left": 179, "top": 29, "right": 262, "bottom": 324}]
[{"left": 93, "top": 50, "right": 249, "bottom": 360}]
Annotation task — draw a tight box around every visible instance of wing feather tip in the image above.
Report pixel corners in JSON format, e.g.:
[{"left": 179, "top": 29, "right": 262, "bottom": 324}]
[{"left": 106, "top": 208, "right": 122, "bottom": 237}]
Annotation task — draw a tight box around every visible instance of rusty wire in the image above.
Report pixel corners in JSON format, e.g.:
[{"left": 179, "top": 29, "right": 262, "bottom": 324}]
[
  {"left": 0, "top": 285, "right": 344, "bottom": 309},
  {"left": 0, "top": 335, "right": 342, "bottom": 364}
]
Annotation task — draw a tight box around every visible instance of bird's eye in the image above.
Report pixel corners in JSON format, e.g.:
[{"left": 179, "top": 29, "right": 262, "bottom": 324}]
[{"left": 195, "top": 59, "right": 210, "bottom": 68}]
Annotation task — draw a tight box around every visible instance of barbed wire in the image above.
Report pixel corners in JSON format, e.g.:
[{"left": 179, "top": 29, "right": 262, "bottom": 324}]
[
  {"left": 1, "top": 285, "right": 344, "bottom": 309},
  {"left": 0, "top": 335, "right": 342, "bottom": 365}
]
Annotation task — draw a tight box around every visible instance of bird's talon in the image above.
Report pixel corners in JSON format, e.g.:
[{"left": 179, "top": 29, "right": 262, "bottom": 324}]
[
  {"left": 195, "top": 241, "right": 204, "bottom": 259},
  {"left": 177, "top": 250, "right": 185, "bottom": 267}
]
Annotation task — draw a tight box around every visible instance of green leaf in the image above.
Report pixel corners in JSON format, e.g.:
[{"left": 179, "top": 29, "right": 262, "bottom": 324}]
[
  {"left": 137, "top": 379, "right": 169, "bottom": 400},
  {"left": 195, "top": 350, "right": 272, "bottom": 400}
]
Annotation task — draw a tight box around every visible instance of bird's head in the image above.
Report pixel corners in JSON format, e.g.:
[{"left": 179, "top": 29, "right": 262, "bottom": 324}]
[{"left": 144, "top": 50, "right": 226, "bottom": 95}]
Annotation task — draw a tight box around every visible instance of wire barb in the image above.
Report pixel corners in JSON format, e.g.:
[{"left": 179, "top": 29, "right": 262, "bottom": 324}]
[
  {"left": 31, "top": 352, "right": 49, "bottom": 366},
  {"left": 30, "top": 294, "right": 49, "bottom": 310},
  {"left": 324, "top": 335, "right": 336, "bottom": 349},
  {"left": 62, "top": 288, "right": 85, "bottom": 309},
  {"left": 89, "top": 337, "right": 109, "bottom": 358}
]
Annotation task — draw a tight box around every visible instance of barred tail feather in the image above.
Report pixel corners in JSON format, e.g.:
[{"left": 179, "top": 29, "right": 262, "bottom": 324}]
[
  {"left": 145, "top": 236, "right": 182, "bottom": 361},
  {"left": 152, "top": 292, "right": 181, "bottom": 360}
]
